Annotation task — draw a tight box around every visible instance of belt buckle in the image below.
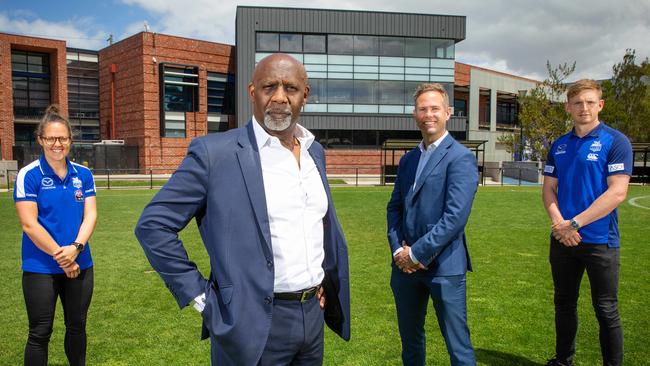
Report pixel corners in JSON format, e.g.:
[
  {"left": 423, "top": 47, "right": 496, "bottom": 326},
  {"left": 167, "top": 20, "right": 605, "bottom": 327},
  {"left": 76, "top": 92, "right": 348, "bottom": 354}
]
[{"left": 300, "top": 289, "right": 310, "bottom": 303}]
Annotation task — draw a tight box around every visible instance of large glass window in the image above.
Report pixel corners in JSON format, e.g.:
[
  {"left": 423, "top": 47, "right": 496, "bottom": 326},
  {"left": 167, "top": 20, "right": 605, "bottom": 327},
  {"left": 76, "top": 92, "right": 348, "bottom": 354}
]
[
  {"left": 404, "top": 38, "right": 430, "bottom": 58},
  {"left": 327, "top": 80, "right": 353, "bottom": 103},
  {"left": 280, "top": 34, "right": 302, "bottom": 53},
  {"left": 380, "top": 37, "right": 404, "bottom": 57},
  {"left": 67, "top": 50, "right": 100, "bottom": 142},
  {"left": 353, "top": 80, "right": 377, "bottom": 104},
  {"left": 207, "top": 72, "right": 235, "bottom": 115},
  {"left": 304, "top": 35, "right": 326, "bottom": 53},
  {"left": 353, "top": 36, "right": 378, "bottom": 55},
  {"left": 12, "top": 50, "right": 51, "bottom": 120},
  {"left": 256, "top": 32, "right": 456, "bottom": 115},
  {"left": 207, "top": 72, "right": 235, "bottom": 133},
  {"left": 160, "top": 63, "right": 199, "bottom": 137},
  {"left": 256, "top": 33, "right": 279, "bottom": 52},
  {"left": 327, "top": 35, "right": 354, "bottom": 55}
]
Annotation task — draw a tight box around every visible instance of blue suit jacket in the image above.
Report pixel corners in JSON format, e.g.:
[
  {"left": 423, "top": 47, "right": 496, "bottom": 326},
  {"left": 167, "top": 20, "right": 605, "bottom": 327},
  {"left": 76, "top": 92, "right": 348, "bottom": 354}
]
[
  {"left": 135, "top": 122, "right": 350, "bottom": 365},
  {"left": 387, "top": 134, "right": 478, "bottom": 276}
]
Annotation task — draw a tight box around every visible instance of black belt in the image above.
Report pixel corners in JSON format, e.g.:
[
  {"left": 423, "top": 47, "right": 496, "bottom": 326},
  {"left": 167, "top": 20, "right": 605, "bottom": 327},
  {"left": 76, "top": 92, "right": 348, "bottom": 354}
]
[{"left": 274, "top": 285, "right": 320, "bottom": 302}]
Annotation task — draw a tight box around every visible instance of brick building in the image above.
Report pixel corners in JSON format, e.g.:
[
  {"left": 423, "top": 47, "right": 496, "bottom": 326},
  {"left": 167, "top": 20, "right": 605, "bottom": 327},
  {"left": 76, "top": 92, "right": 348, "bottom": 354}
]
[
  {"left": 0, "top": 33, "right": 68, "bottom": 161},
  {"left": 98, "top": 32, "right": 235, "bottom": 170}
]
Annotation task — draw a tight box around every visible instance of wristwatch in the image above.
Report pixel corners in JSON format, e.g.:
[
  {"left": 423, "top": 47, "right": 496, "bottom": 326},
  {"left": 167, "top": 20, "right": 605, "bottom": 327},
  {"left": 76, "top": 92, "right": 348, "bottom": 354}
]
[
  {"left": 73, "top": 242, "right": 85, "bottom": 252},
  {"left": 569, "top": 218, "right": 581, "bottom": 231}
]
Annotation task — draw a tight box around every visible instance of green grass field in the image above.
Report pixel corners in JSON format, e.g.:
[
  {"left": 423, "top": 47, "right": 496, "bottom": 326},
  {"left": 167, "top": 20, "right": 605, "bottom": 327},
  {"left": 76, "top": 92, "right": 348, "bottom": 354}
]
[{"left": 1, "top": 186, "right": 649, "bottom": 365}]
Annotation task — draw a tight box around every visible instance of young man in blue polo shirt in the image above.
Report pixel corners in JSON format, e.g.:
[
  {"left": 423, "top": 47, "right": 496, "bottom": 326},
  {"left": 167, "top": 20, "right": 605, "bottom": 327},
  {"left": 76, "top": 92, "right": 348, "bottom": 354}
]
[{"left": 542, "top": 79, "right": 632, "bottom": 366}]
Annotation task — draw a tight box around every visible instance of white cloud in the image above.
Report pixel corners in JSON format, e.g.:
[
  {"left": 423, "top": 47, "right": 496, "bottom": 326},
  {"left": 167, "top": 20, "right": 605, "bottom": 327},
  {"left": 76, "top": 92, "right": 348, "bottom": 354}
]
[{"left": 0, "top": 12, "right": 108, "bottom": 50}]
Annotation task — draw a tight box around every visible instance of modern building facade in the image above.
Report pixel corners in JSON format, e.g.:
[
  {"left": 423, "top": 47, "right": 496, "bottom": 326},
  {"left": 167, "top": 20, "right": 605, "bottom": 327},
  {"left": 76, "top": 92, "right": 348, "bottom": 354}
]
[
  {"left": 455, "top": 62, "right": 538, "bottom": 162},
  {"left": 236, "top": 6, "right": 467, "bottom": 148},
  {"left": 2, "top": 6, "right": 539, "bottom": 173}
]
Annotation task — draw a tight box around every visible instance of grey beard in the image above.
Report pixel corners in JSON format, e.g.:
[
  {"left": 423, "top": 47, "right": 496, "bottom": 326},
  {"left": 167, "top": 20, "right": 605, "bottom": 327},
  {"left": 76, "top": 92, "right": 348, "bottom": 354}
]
[{"left": 263, "top": 113, "right": 292, "bottom": 131}]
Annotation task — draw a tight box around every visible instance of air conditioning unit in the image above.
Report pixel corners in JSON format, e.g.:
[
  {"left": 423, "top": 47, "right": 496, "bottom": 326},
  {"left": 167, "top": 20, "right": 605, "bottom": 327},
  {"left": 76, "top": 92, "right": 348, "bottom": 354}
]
[{"left": 93, "top": 140, "right": 125, "bottom": 145}]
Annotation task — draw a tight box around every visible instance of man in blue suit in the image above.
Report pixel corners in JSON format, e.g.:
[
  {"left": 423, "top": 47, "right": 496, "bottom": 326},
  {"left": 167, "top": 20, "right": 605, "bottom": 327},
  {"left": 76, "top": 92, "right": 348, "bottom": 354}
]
[
  {"left": 135, "top": 53, "right": 350, "bottom": 365},
  {"left": 387, "top": 83, "right": 478, "bottom": 366}
]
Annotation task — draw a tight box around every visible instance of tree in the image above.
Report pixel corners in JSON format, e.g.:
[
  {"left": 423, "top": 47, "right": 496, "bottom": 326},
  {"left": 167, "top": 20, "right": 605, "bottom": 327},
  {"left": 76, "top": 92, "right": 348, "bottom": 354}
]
[
  {"left": 509, "top": 61, "right": 575, "bottom": 161},
  {"left": 600, "top": 49, "right": 650, "bottom": 142}
]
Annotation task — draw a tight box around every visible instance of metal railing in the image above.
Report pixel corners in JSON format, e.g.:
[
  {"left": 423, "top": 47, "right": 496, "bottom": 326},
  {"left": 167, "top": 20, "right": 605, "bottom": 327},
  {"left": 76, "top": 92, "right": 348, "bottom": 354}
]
[{"left": 1, "top": 166, "right": 555, "bottom": 191}]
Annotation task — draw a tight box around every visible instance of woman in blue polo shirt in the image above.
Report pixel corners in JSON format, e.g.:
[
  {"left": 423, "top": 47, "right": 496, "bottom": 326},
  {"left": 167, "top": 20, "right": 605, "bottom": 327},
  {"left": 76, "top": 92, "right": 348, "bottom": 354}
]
[{"left": 14, "top": 105, "right": 97, "bottom": 366}]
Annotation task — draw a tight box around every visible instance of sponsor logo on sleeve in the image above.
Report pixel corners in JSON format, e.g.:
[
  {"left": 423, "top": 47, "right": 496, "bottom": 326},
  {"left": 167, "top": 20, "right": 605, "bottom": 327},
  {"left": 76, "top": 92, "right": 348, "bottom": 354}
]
[
  {"left": 544, "top": 165, "right": 555, "bottom": 174},
  {"left": 554, "top": 144, "right": 567, "bottom": 155},
  {"left": 587, "top": 153, "right": 599, "bottom": 161},
  {"left": 608, "top": 163, "right": 625, "bottom": 173}
]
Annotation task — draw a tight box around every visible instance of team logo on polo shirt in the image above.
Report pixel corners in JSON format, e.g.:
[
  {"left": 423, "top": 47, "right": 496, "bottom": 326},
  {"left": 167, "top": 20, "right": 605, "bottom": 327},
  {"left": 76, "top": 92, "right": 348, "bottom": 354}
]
[
  {"left": 555, "top": 144, "right": 567, "bottom": 155},
  {"left": 587, "top": 153, "right": 599, "bottom": 161},
  {"left": 41, "top": 177, "right": 55, "bottom": 189},
  {"left": 590, "top": 141, "right": 602, "bottom": 152},
  {"left": 72, "top": 177, "right": 82, "bottom": 189}
]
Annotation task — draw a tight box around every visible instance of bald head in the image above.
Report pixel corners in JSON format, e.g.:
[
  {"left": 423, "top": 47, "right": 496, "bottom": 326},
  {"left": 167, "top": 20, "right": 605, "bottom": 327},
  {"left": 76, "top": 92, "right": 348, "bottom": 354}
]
[
  {"left": 252, "top": 53, "right": 308, "bottom": 85},
  {"left": 248, "top": 53, "right": 310, "bottom": 134}
]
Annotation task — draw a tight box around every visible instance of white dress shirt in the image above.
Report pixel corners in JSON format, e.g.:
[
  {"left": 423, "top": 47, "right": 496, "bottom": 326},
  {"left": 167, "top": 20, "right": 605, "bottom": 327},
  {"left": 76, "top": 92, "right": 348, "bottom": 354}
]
[
  {"left": 193, "top": 119, "right": 328, "bottom": 312},
  {"left": 252, "top": 118, "right": 327, "bottom": 292}
]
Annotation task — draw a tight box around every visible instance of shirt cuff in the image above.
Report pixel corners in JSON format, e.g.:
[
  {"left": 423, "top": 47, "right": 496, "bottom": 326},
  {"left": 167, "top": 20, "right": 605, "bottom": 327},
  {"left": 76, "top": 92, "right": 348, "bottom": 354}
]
[
  {"left": 191, "top": 293, "right": 206, "bottom": 313},
  {"left": 393, "top": 247, "right": 404, "bottom": 257},
  {"left": 408, "top": 249, "right": 420, "bottom": 264}
]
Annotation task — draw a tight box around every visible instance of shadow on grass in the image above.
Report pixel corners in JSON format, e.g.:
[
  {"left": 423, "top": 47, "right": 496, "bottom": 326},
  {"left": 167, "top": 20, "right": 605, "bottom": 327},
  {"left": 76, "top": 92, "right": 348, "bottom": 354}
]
[{"left": 476, "top": 348, "right": 544, "bottom": 366}]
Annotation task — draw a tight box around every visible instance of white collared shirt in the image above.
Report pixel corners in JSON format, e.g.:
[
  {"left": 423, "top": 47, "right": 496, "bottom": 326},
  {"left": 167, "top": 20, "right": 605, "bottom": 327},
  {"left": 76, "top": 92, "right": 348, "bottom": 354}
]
[{"left": 252, "top": 117, "right": 327, "bottom": 292}]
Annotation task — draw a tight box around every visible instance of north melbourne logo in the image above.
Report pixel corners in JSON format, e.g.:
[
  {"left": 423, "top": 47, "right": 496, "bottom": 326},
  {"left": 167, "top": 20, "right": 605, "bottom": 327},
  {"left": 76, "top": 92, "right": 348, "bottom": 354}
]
[{"left": 590, "top": 141, "right": 602, "bottom": 152}]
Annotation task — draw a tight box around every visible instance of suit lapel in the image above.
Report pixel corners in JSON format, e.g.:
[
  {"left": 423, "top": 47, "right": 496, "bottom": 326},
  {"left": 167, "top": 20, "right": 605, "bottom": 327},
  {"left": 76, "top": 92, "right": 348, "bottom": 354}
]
[
  {"left": 411, "top": 135, "right": 453, "bottom": 199},
  {"left": 236, "top": 122, "right": 272, "bottom": 254},
  {"left": 309, "top": 145, "right": 329, "bottom": 198}
]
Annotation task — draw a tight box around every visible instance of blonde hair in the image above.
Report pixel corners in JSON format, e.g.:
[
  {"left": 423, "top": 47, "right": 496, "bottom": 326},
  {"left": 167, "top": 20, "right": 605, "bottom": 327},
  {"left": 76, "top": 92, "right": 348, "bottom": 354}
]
[
  {"left": 36, "top": 104, "right": 72, "bottom": 138},
  {"left": 567, "top": 79, "right": 602, "bottom": 101}
]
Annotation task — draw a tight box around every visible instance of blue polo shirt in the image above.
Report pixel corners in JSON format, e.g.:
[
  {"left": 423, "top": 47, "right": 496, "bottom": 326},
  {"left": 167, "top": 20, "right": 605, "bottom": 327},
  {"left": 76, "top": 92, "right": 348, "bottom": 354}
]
[
  {"left": 543, "top": 123, "right": 632, "bottom": 247},
  {"left": 14, "top": 156, "right": 96, "bottom": 274}
]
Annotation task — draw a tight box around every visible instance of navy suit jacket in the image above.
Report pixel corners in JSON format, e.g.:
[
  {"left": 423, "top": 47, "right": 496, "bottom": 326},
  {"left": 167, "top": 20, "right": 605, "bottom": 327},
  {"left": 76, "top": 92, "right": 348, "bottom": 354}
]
[
  {"left": 387, "top": 134, "right": 478, "bottom": 276},
  {"left": 135, "top": 121, "right": 350, "bottom": 365}
]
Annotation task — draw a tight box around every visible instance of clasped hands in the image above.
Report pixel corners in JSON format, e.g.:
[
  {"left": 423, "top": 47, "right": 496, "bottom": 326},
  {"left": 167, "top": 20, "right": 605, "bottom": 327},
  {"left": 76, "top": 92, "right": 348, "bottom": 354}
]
[
  {"left": 552, "top": 220, "right": 582, "bottom": 247},
  {"left": 53, "top": 245, "right": 81, "bottom": 278},
  {"left": 394, "top": 241, "right": 427, "bottom": 274}
]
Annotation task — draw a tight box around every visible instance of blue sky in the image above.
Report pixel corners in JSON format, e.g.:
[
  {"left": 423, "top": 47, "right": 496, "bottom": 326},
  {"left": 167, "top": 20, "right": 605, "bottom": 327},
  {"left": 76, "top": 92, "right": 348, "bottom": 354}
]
[{"left": 2, "top": 0, "right": 649, "bottom": 80}]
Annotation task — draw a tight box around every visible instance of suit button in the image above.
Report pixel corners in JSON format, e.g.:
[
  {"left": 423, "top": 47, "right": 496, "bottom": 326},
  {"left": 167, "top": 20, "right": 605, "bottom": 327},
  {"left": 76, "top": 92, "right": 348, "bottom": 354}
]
[
  {"left": 267, "top": 260, "right": 273, "bottom": 269},
  {"left": 264, "top": 296, "right": 273, "bottom": 304}
]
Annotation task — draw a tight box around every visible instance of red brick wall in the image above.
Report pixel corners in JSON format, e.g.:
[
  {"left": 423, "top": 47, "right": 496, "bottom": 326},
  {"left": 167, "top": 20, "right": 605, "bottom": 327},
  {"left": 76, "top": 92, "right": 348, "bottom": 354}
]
[
  {"left": 0, "top": 33, "right": 67, "bottom": 160},
  {"left": 98, "top": 32, "right": 235, "bottom": 172},
  {"left": 454, "top": 62, "right": 471, "bottom": 87},
  {"left": 324, "top": 149, "right": 408, "bottom": 175}
]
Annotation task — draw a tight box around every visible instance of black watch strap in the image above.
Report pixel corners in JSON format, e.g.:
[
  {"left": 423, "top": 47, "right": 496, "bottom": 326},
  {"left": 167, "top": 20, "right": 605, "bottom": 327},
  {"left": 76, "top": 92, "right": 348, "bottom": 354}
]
[{"left": 73, "top": 242, "right": 85, "bottom": 252}]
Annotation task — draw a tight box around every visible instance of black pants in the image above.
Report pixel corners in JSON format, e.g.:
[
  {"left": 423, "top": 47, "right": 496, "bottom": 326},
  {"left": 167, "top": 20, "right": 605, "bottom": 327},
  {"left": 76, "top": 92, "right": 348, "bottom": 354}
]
[
  {"left": 22, "top": 267, "right": 94, "bottom": 366},
  {"left": 549, "top": 239, "right": 622, "bottom": 366}
]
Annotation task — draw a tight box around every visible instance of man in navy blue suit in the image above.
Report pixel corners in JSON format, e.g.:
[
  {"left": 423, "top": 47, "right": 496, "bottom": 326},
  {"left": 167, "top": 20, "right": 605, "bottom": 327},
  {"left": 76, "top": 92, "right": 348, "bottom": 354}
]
[
  {"left": 135, "top": 53, "right": 350, "bottom": 365},
  {"left": 387, "top": 83, "right": 478, "bottom": 366}
]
